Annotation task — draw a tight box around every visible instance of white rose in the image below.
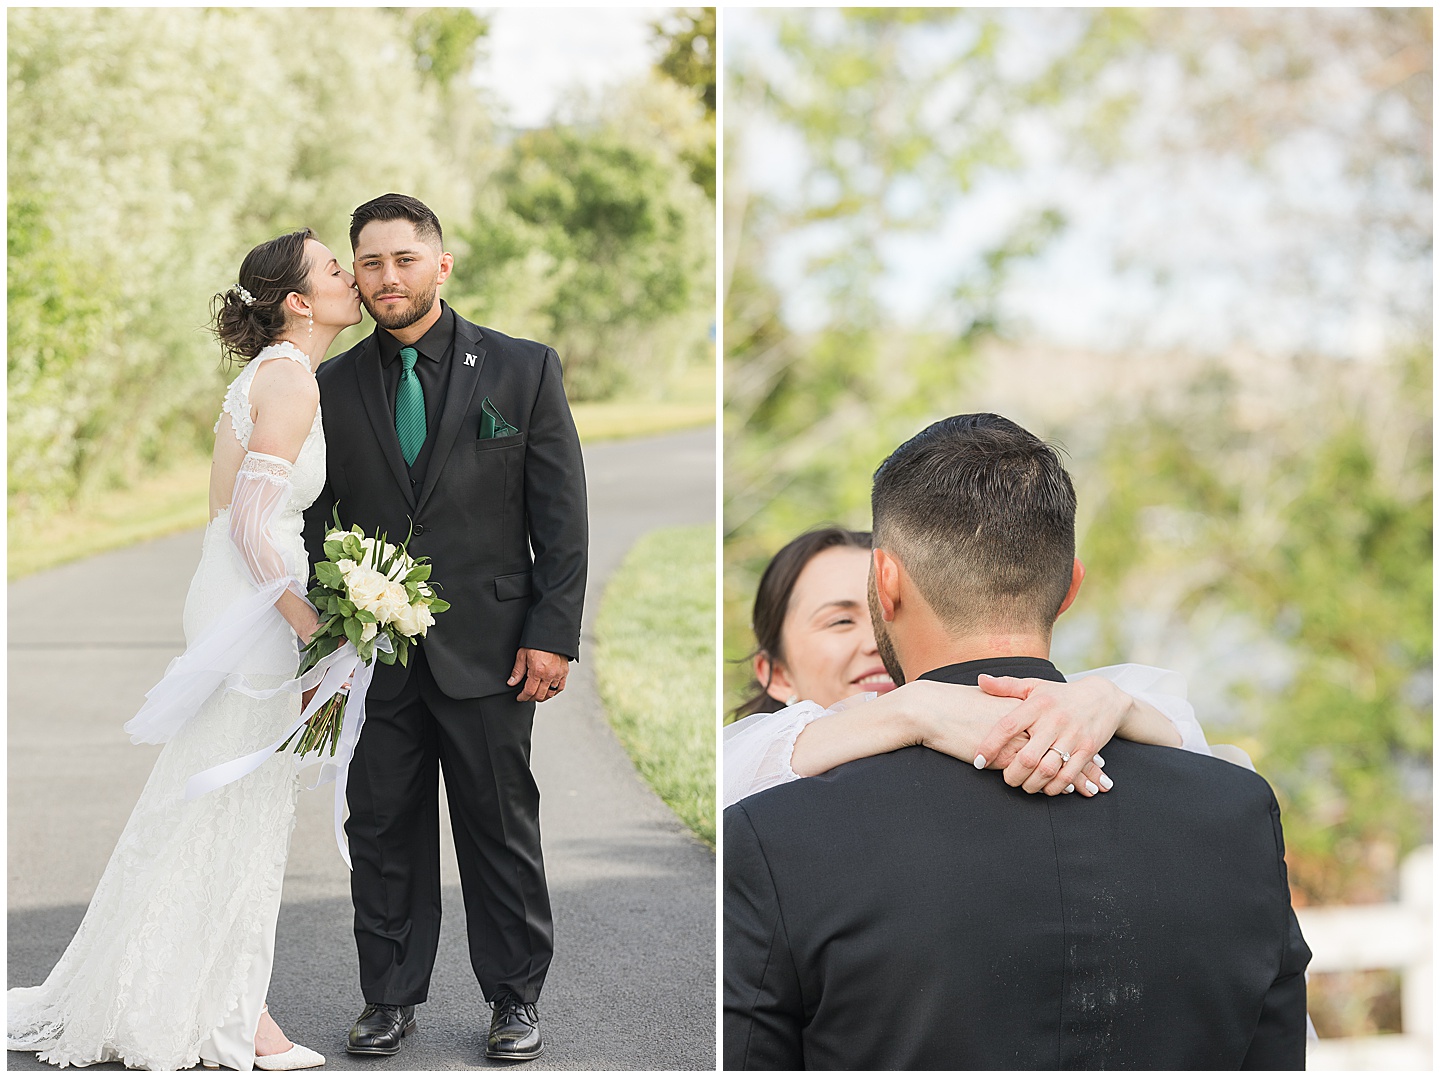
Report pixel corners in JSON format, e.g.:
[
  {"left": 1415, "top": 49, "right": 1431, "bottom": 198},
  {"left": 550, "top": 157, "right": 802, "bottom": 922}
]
[
  {"left": 346, "top": 567, "right": 391, "bottom": 615},
  {"left": 360, "top": 621, "right": 378, "bottom": 643},
  {"left": 373, "top": 580, "right": 411, "bottom": 625},
  {"left": 326, "top": 529, "right": 348, "bottom": 543},
  {"left": 393, "top": 600, "right": 435, "bottom": 638},
  {"left": 417, "top": 581, "right": 434, "bottom": 598},
  {"left": 336, "top": 558, "right": 358, "bottom": 577}
]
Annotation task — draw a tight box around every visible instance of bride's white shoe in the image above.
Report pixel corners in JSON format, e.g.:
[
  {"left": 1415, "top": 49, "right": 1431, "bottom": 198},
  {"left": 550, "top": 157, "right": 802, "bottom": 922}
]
[{"left": 254, "top": 1043, "right": 326, "bottom": 1070}]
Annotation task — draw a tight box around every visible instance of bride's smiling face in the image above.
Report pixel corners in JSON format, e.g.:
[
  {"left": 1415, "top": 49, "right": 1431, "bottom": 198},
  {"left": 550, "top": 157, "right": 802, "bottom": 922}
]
[{"left": 761, "top": 545, "right": 896, "bottom": 708}]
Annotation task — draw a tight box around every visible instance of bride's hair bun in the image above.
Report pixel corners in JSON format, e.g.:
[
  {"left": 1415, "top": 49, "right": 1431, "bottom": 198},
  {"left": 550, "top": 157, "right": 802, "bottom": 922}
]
[{"left": 211, "top": 227, "right": 316, "bottom": 365}]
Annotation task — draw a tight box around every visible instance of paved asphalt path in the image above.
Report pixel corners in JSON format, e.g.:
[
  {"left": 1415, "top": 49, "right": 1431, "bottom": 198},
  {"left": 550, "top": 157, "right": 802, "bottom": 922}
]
[{"left": 8, "top": 426, "right": 717, "bottom": 1071}]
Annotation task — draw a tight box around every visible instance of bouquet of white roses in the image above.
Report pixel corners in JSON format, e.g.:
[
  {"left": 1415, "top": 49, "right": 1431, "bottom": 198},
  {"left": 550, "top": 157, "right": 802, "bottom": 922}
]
[{"left": 280, "top": 510, "right": 449, "bottom": 759}]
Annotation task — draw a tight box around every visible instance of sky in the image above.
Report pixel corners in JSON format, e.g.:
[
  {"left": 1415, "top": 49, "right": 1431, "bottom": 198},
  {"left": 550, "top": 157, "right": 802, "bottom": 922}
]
[
  {"left": 472, "top": 7, "right": 668, "bottom": 129},
  {"left": 725, "top": 8, "right": 1428, "bottom": 363}
]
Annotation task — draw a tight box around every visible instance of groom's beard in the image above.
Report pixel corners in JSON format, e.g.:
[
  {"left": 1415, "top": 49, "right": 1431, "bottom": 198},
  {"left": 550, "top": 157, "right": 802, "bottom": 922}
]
[
  {"left": 867, "top": 575, "right": 907, "bottom": 688},
  {"left": 361, "top": 279, "right": 439, "bottom": 331}
]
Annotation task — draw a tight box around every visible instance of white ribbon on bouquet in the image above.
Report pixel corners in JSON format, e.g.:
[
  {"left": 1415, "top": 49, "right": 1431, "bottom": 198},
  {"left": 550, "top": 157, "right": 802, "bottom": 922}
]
[
  {"left": 181, "top": 636, "right": 391, "bottom": 869},
  {"left": 123, "top": 580, "right": 390, "bottom": 868}
]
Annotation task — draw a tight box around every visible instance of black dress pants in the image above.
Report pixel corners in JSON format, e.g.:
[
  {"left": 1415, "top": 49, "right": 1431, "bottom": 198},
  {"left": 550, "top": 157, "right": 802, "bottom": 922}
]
[{"left": 345, "top": 645, "right": 552, "bottom": 1006}]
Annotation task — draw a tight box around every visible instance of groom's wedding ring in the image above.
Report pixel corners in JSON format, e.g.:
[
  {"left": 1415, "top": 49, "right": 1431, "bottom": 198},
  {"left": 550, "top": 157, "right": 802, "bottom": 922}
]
[
  {"left": 1045, "top": 746, "right": 1072, "bottom": 764},
  {"left": 548, "top": 682, "right": 561, "bottom": 690}
]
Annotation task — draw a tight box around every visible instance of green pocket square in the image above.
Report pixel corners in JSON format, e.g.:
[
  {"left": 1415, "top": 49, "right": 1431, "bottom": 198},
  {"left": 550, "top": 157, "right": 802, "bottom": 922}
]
[{"left": 479, "top": 397, "right": 520, "bottom": 439}]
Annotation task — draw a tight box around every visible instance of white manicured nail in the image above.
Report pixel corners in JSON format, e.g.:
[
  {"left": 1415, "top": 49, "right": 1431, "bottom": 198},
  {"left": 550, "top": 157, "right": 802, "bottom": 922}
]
[
  {"left": 1093, "top": 753, "right": 1105, "bottom": 768},
  {"left": 1084, "top": 780, "right": 1099, "bottom": 795},
  {"left": 1098, "top": 774, "right": 1113, "bottom": 790},
  {"left": 1064, "top": 783, "right": 1075, "bottom": 794},
  {"left": 974, "top": 755, "right": 986, "bottom": 769}
]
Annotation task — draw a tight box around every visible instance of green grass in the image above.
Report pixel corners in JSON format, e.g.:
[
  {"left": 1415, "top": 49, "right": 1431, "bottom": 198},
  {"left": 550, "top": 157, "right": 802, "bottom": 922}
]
[
  {"left": 8, "top": 385, "right": 716, "bottom": 581},
  {"left": 594, "top": 524, "right": 716, "bottom": 847}
]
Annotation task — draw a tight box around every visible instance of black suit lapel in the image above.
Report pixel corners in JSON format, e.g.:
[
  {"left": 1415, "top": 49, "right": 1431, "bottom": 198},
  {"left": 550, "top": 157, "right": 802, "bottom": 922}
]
[
  {"left": 355, "top": 333, "right": 417, "bottom": 508},
  {"left": 415, "top": 318, "right": 487, "bottom": 515}
]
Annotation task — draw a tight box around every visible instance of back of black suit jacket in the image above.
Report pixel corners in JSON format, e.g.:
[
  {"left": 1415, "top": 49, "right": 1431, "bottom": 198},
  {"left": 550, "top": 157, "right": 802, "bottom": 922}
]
[
  {"left": 724, "top": 739, "right": 1310, "bottom": 1070},
  {"left": 303, "top": 316, "right": 587, "bottom": 701}
]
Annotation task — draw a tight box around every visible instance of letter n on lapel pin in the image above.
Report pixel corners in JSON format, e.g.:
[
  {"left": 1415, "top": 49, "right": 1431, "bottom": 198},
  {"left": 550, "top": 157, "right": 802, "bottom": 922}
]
[
  {"left": 464, "top": 352, "right": 477, "bottom": 366},
  {"left": 479, "top": 397, "right": 520, "bottom": 439}
]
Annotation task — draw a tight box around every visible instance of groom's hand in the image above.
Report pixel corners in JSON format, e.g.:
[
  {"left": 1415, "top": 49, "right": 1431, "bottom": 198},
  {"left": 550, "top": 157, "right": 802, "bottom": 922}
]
[{"left": 509, "top": 648, "right": 569, "bottom": 703}]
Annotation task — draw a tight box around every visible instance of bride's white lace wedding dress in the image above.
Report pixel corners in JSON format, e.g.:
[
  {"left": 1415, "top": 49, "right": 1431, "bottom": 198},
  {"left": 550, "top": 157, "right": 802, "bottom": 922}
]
[{"left": 8, "top": 342, "right": 323, "bottom": 1071}]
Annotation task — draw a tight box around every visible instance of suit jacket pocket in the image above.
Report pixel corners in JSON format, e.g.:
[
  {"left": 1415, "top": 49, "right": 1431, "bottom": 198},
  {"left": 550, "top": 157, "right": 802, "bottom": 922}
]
[
  {"left": 494, "top": 570, "right": 533, "bottom": 601},
  {"left": 475, "top": 432, "right": 525, "bottom": 453}
]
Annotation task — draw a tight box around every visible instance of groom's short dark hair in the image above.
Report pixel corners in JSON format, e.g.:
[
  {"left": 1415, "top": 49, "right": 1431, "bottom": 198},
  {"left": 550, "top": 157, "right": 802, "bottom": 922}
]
[
  {"left": 872, "top": 413, "right": 1076, "bottom": 637},
  {"left": 350, "top": 193, "right": 443, "bottom": 251}
]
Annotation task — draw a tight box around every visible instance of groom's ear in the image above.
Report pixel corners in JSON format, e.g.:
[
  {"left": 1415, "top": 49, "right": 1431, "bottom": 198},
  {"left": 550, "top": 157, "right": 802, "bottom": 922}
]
[
  {"left": 1055, "top": 557, "right": 1086, "bottom": 617},
  {"left": 436, "top": 251, "right": 454, "bottom": 286},
  {"left": 872, "top": 548, "right": 900, "bottom": 623}
]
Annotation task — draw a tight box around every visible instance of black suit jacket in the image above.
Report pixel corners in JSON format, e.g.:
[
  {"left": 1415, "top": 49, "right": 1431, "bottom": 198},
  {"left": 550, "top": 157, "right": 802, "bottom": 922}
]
[
  {"left": 303, "top": 311, "right": 588, "bottom": 701},
  {"left": 723, "top": 657, "right": 1310, "bottom": 1070}
]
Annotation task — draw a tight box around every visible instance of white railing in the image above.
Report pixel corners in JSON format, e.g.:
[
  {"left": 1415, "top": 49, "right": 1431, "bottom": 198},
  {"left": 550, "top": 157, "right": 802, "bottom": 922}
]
[{"left": 1301, "top": 845, "right": 1431, "bottom": 1070}]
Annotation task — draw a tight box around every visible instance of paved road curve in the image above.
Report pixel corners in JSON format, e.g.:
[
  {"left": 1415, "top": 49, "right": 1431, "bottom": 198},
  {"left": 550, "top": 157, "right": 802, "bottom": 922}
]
[{"left": 8, "top": 426, "right": 717, "bottom": 1071}]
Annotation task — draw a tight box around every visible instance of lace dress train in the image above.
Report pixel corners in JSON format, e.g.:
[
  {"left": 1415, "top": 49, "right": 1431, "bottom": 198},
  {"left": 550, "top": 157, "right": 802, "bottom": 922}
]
[{"left": 7, "top": 343, "right": 324, "bottom": 1071}]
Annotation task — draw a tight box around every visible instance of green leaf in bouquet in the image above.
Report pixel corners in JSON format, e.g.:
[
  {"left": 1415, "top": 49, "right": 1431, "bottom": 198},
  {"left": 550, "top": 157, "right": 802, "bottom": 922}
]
[
  {"left": 378, "top": 646, "right": 398, "bottom": 665},
  {"left": 343, "top": 616, "right": 362, "bottom": 646},
  {"left": 342, "top": 534, "right": 364, "bottom": 562},
  {"left": 338, "top": 598, "right": 356, "bottom": 617},
  {"left": 323, "top": 540, "right": 345, "bottom": 561},
  {"left": 396, "top": 636, "right": 410, "bottom": 667},
  {"left": 353, "top": 608, "right": 377, "bottom": 624},
  {"left": 315, "top": 562, "right": 346, "bottom": 589},
  {"left": 325, "top": 595, "right": 342, "bottom": 615},
  {"left": 405, "top": 563, "right": 432, "bottom": 583},
  {"left": 428, "top": 597, "right": 451, "bottom": 614}
]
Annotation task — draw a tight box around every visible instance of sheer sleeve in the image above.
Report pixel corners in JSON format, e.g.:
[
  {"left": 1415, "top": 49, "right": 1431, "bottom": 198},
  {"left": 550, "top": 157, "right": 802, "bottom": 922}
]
[
  {"left": 1068, "top": 663, "right": 1210, "bottom": 754},
  {"left": 723, "top": 700, "right": 831, "bottom": 809},
  {"left": 228, "top": 451, "right": 304, "bottom": 596}
]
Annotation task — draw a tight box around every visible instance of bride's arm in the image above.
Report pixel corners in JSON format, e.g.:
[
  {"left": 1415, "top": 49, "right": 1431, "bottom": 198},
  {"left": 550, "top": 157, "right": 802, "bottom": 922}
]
[
  {"left": 790, "top": 681, "right": 1113, "bottom": 794},
  {"left": 230, "top": 359, "right": 320, "bottom": 642}
]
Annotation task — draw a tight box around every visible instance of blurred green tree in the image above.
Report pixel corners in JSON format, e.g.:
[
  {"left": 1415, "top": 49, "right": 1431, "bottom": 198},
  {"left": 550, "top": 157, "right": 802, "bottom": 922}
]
[
  {"left": 452, "top": 81, "right": 714, "bottom": 401},
  {"left": 652, "top": 7, "right": 715, "bottom": 197}
]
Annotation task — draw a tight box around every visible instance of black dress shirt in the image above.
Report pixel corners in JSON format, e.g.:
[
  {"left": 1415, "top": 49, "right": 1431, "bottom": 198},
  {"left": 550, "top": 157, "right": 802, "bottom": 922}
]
[{"left": 378, "top": 301, "right": 455, "bottom": 492}]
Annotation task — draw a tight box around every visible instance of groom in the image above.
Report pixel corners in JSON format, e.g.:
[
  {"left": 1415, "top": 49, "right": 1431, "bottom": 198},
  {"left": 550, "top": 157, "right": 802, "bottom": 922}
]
[
  {"left": 304, "top": 193, "right": 587, "bottom": 1061},
  {"left": 724, "top": 414, "right": 1310, "bottom": 1069}
]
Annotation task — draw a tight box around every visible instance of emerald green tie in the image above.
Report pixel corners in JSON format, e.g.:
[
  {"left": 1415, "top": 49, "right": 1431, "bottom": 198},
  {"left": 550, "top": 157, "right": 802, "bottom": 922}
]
[{"left": 395, "top": 346, "right": 426, "bottom": 466}]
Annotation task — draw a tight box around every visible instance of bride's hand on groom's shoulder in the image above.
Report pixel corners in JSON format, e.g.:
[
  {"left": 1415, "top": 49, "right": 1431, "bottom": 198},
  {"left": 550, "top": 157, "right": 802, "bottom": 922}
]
[{"left": 970, "top": 675, "right": 1117, "bottom": 798}]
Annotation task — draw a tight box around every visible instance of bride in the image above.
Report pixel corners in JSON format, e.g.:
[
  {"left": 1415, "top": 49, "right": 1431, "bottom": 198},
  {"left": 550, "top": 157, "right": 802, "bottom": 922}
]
[
  {"left": 8, "top": 228, "right": 360, "bottom": 1071},
  {"left": 724, "top": 527, "right": 1214, "bottom": 809}
]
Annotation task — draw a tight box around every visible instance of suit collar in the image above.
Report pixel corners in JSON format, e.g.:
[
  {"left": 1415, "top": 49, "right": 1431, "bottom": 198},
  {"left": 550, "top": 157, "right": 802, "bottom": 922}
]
[
  {"left": 918, "top": 655, "right": 1065, "bottom": 686},
  {"left": 414, "top": 316, "right": 488, "bottom": 515},
  {"left": 355, "top": 333, "right": 416, "bottom": 508}
]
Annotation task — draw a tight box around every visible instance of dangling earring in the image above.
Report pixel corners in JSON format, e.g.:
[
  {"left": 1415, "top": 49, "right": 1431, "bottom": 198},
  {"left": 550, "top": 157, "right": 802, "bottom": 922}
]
[{"left": 307, "top": 311, "right": 313, "bottom": 339}]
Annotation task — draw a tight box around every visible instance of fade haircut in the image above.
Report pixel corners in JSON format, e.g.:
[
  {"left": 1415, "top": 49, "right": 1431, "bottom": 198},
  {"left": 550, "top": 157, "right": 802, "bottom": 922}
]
[
  {"left": 349, "top": 193, "right": 443, "bottom": 251},
  {"left": 871, "top": 413, "right": 1077, "bottom": 638}
]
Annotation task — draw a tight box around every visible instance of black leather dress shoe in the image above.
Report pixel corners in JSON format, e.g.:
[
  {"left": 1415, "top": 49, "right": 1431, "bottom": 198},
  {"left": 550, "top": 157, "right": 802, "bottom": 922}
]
[
  {"left": 486, "top": 994, "right": 542, "bottom": 1061},
  {"left": 346, "top": 1003, "right": 416, "bottom": 1056}
]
